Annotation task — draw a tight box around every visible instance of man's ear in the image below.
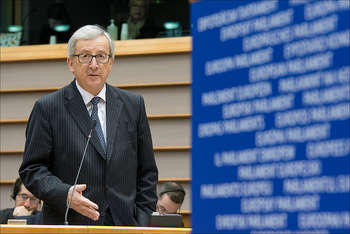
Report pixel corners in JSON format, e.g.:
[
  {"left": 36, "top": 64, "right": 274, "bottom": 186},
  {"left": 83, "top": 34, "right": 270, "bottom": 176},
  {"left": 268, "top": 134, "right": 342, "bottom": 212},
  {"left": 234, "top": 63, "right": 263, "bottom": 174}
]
[
  {"left": 110, "top": 56, "right": 115, "bottom": 64},
  {"left": 67, "top": 57, "right": 74, "bottom": 73}
]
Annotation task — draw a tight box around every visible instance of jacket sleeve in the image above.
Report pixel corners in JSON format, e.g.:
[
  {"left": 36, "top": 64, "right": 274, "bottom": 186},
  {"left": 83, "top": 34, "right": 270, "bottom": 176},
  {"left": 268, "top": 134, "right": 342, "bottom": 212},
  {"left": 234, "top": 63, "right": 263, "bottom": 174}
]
[
  {"left": 19, "top": 101, "right": 70, "bottom": 215},
  {"left": 0, "top": 208, "right": 14, "bottom": 224},
  {"left": 135, "top": 96, "right": 158, "bottom": 226}
]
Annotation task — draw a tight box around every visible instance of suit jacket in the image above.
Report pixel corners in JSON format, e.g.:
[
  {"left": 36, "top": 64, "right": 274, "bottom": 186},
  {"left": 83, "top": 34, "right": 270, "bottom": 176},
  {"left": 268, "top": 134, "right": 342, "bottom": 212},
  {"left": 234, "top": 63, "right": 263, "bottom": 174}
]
[
  {"left": 19, "top": 81, "right": 158, "bottom": 225},
  {"left": 0, "top": 208, "right": 15, "bottom": 224}
]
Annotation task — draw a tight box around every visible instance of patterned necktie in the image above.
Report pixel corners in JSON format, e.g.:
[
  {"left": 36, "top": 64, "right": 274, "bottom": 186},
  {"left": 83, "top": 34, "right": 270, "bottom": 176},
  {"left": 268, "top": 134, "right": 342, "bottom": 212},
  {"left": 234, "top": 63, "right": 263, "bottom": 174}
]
[{"left": 90, "top": 97, "right": 106, "bottom": 153}]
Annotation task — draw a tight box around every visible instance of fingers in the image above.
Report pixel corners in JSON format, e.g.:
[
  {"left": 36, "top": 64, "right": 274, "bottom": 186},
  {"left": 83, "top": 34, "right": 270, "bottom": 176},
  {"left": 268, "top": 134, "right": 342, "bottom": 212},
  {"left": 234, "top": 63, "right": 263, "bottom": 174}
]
[
  {"left": 67, "top": 184, "right": 86, "bottom": 204},
  {"left": 82, "top": 196, "right": 99, "bottom": 211},
  {"left": 75, "top": 184, "right": 86, "bottom": 193},
  {"left": 67, "top": 185, "right": 100, "bottom": 221},
  {"left": 13, "top": 206, "right": 33, "bottom": 216},
  {"left": 76, "top": 198, "right": 100, "bottom": 221},
  {"left": 73, "top": 196, "right": 100, "bottom": 221}
]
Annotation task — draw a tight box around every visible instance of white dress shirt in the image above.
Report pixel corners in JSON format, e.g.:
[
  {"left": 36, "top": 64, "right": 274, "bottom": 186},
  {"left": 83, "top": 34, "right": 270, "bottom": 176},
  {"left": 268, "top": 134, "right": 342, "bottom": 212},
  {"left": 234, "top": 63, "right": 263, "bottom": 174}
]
[{"left": 75, "top": 80, "right": 107, "bottom": 142}]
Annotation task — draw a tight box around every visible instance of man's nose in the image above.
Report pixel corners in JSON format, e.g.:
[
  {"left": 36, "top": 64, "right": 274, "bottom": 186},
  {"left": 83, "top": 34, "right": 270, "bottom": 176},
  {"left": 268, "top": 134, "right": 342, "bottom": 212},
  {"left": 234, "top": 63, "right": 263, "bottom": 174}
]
[
  {"left": 24, "top": 199, "right": 31, "bottom": 209},
  {"left": 89, "top": 57, "right": 98, "bottom": 68}
]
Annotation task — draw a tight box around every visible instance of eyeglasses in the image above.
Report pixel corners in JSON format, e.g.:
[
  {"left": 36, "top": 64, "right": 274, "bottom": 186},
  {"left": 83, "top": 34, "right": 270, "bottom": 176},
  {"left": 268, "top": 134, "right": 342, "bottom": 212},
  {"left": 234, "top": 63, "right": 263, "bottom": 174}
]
[
  {"left": 156, "top": 204, "right": 179, "bottom": 214},
  {"left": 73, "top": 53, "right": 111, "bottom": 64},
  {"left": 16, "top": 193, "right": 39, "bottom": 204},
  {"left": 156, "top": 204, "right": 169, "bottom": 214}
]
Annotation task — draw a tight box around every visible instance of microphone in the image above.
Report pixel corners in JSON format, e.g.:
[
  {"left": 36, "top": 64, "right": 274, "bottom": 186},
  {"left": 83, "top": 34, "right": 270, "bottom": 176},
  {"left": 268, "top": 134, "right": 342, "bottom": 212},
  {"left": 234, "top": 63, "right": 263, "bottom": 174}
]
[{"left": 64, "top": 120, "right": 96, "bottom": 225}]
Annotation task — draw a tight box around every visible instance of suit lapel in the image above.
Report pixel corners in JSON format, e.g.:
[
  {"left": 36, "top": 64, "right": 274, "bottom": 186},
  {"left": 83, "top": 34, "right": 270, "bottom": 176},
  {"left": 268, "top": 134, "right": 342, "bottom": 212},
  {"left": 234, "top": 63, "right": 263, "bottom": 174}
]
[
  {"left": 106, "top": 84, "right": 123, "bottom": 161},
  {"left": 64, "top": 81, "right": 107, "bottom": 160}
]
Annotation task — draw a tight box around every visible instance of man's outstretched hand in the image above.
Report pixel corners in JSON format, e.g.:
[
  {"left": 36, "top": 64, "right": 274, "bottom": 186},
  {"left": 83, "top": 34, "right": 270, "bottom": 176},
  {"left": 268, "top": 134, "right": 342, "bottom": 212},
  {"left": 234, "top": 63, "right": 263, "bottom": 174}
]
[{"left": 67, "top": 184, "right": 100, "bottom": 221}]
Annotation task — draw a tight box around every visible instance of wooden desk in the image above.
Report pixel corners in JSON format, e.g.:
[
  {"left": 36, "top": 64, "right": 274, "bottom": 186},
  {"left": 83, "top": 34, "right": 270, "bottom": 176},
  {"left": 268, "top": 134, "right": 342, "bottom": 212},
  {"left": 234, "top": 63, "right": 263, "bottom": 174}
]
[{"left": 0, "top": 225, "right": 191, "bottom": 234}]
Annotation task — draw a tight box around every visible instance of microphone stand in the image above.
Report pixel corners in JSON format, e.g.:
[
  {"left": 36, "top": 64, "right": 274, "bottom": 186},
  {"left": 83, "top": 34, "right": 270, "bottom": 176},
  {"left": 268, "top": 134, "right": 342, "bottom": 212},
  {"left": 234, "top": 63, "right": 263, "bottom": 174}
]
[{"left": 64, "top": 121, "right": 96, "bottom": 225}]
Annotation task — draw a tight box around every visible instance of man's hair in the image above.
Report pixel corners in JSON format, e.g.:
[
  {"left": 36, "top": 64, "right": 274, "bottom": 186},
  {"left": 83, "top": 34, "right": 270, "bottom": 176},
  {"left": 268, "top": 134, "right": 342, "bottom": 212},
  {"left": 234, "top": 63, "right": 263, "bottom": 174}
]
[
  {"left": 11, "top": 177, "right": 23, "bottom": 200},
  {"left": 129, "top": 0, "right": 150, "bottom": 14},
  {"left": 129, "top": 0, "right": 150, "bottom": 7},
  {"left": 67, "top": 25, "right": 115, "bottom": 58},
  {"left": 159, "top": 182, "right": 185, "bottom": 204}
]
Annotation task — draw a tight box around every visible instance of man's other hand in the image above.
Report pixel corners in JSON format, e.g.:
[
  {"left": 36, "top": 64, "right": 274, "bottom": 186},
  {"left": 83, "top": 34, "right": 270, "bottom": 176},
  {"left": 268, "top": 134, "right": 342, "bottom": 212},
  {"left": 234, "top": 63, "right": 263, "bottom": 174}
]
[{"left": 13, "top": 206, "right": 33, "bottom": 216}]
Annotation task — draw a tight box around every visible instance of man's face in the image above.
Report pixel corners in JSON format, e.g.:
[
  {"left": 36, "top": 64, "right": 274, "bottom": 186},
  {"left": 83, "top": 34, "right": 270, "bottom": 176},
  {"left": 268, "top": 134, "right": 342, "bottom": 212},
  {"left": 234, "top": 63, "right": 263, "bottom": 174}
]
[
  {"left": 15, "top": 185, "right": 40, "bottom": 212},
  {"left": 67, "top": 35, "right": 113, "bottom": 95},
  {"left": 130, "top": 0, "right": 147, "bottom": 22},
  {"left": 156, "top": 193, "right": 181, "bottom": 214}
]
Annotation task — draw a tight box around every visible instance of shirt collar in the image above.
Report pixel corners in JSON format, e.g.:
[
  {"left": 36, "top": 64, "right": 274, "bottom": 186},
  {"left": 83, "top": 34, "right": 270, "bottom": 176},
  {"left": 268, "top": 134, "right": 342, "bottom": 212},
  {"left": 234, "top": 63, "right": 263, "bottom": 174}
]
[{"left": 75, "top": 80, "right": 106, "bottom": 105}]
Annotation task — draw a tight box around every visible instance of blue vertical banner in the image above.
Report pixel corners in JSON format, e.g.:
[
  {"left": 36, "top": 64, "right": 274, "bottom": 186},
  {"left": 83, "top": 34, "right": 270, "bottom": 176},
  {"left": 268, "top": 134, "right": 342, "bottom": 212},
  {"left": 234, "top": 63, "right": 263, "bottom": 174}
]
[{"left": 191, "top": 1, "right": 350, "bottom": 233}]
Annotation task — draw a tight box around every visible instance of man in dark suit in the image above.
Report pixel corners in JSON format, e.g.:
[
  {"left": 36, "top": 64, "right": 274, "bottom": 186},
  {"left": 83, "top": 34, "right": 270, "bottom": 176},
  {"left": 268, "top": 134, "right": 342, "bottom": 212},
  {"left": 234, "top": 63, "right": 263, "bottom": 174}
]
[{"left": 19, "top": 25, "right": 158, "bottom": 226}]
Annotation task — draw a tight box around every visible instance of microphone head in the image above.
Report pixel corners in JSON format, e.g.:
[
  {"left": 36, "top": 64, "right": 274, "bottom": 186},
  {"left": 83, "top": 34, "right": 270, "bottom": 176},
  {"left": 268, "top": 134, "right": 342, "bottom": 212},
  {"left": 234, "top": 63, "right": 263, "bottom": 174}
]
[{"left": 91, "top": 120, "right": 97, "bottom": 129}]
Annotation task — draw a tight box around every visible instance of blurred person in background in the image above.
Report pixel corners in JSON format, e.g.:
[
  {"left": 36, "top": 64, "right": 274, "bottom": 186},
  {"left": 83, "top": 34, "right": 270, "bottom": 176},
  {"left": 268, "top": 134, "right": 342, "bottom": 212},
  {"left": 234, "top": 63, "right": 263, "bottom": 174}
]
[
  {"left": 118, "top": 0, "right": 162, "bottom": 39},
  {"left": 156, "top": 182, "right": 185, "bottom": 214},
  {"left": 0, "top": 177, "right": 41, "bottom": 224}
]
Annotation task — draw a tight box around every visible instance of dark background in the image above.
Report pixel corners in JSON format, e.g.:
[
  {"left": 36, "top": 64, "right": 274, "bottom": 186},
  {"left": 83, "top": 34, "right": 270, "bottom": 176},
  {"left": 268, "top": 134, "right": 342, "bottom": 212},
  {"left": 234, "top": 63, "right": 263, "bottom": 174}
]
[{"left": 1, "top": 0, "right": 190, "bottom": 45}]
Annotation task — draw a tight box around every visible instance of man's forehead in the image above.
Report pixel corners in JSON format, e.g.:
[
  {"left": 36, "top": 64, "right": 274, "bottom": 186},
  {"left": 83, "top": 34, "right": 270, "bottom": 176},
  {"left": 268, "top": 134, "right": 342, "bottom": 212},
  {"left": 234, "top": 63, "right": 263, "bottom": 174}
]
[
  {"left": 132, "top": 0, "right": 146, "bottom": 6},
  {"left": 77, "top": 48, "right": 109, "bottom": 54},
  {"left": 20, "top": 184, "right": 33, "bottom": 195},
  {"left": 75, "top": 37, "right": 109, "bottom": 52},
  {"left": 160, "top": 194, "right": 179, "bottom": 206}
]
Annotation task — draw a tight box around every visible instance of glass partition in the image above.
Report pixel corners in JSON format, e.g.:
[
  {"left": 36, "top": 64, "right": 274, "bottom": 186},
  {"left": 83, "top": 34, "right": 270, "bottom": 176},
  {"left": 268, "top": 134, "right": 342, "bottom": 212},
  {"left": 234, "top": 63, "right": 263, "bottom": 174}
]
[{"left": 0, "top": 0, "right": 190, "bottom": 46}]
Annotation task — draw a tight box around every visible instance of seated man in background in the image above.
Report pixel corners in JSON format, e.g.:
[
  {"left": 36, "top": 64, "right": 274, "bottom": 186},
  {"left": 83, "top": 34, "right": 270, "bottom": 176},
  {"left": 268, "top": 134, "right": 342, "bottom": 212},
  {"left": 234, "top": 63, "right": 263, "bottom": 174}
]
[
  {"left": 0, "top": 177, "right": 42, "bottom": 224},
  {"left": 156, "top": 182, "right": 185, "bottom": 214},
  {"left": 120, "top": 0, "right": 162, "bottom": 39}
]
